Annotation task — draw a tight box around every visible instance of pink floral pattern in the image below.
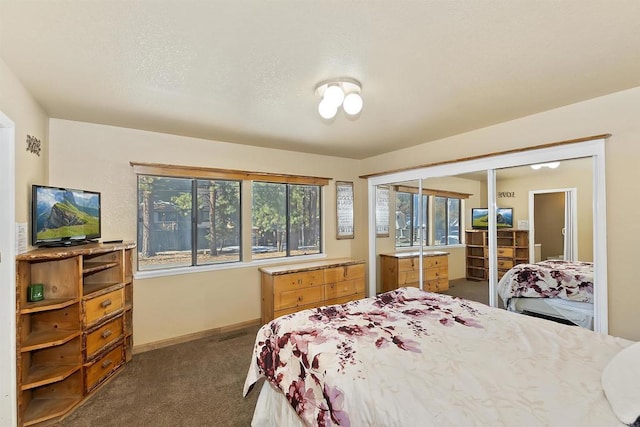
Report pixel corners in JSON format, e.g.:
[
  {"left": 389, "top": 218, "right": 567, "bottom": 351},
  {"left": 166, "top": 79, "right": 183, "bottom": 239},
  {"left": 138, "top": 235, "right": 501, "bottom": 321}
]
[
  {"left": 498, "top": 260, "right": 593, "bottom": 305},
  {"left": 244, "top": 287, "right": 484, "bottom": 426}
]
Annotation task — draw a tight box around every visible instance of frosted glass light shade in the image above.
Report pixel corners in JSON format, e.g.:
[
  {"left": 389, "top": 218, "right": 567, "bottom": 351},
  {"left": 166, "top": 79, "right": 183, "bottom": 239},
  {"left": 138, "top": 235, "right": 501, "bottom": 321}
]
[
  {"left": 547, "top": 161, "right": 560, "bottom": 169},
  {"left": 323, "top": 85, "right": 345, "bottom": 107},
  {"left": 530, "top": 164, "right": 543, "bottom": 170},
  {"left": 318, "top": 98, "right": 338, "bottom": 119},
  {"left": 343, "top": 92, "right": 363, "bottom": 115}
]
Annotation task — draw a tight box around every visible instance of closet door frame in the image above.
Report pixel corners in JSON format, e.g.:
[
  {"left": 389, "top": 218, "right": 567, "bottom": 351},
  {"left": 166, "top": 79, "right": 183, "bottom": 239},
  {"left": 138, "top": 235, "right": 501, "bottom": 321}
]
[{"left": 367, "top": 137, "right": 608, "bottom": 334}]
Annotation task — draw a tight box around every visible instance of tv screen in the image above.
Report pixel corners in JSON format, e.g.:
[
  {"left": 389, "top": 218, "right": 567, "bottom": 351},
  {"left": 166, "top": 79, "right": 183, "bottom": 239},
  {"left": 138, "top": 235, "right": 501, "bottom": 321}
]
[
  {"left": 471, "top": 208, "right": 513, "bottom": 229},
  {"left": 32, "top": 185, "right": 101, "bottom": 246}
]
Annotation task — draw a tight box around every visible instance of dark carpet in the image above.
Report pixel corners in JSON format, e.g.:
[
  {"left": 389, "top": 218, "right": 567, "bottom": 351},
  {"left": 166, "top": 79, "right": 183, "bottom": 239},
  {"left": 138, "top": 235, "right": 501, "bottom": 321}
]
[{"left": 56, "top": 327, "right": 263, "bottom": 427}]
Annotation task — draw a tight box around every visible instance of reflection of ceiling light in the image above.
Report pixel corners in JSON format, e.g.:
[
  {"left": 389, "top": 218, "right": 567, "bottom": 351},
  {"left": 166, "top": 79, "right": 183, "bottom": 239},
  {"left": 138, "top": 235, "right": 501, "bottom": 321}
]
[
  {"left": 315, "top": 78, "right": 363, "bottom": 120},
  {"left": 531, "top": 161, "right": 560, "bottom": 170}
]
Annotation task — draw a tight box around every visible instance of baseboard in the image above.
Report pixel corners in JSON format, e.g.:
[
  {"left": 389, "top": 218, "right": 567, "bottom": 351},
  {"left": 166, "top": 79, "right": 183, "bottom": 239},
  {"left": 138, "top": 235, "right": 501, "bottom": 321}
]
[{"left": 132, "top": 318, "right": 261, "bottom": 354}]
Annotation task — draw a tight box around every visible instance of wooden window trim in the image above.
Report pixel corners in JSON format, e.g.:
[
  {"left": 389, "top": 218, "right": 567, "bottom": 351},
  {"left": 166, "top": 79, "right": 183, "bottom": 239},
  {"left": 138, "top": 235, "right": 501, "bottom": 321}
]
[
  {"left": 130, "top": 162, "right": 331, "bottom": 186},
  {"left": 393, "top": 185, "right": 471, "bottom": 199}
]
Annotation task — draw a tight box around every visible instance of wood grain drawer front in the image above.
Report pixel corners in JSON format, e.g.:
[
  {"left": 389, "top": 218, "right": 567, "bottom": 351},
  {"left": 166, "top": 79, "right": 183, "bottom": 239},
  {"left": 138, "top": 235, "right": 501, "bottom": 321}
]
[
  {"left": 497, "top": 259, "right": 514, "bottom": 269},
  {"left": 397, "top": 258, "right": 420, "bottom": 272},
  {"left": 85, "top": 343, "right": 124, "bottom": 392},
  {"left": 425, "top": 279, "right": 449, "bottom": 292},
  {"left": 274, "top": 301, "right": 321, "bottom": 319},
  {"left": 85, "top": 316, "right": 124, "bottom": 360},
  {"left": 325, "top": 279, "right": 362, "bottom": 300},
  {"left": 398, "top": 270, "right": 420, "bottom": 285},
  {"left": 325, "top": 292, "right": 365, "bottom": 306},
  {"left": 273, "top": 271, "right": 324, "bottom": 293},
  {"left": 324, "top": 264, "right": 365, "bottom": 283},
  {"left": 497, "top": 247, "right": 514, "bottom": 258},
  {"left": 275, "top": 286, "right": 324, "bottom": 311},
  {"left": 84, "top": 288, "right": 124, "bottom": 327},
  {"left": 424, "top": 266, "right": 448, "bottom": 281},
  {"left": 423, "top": 256, "right": 447, "bottom": 269}
]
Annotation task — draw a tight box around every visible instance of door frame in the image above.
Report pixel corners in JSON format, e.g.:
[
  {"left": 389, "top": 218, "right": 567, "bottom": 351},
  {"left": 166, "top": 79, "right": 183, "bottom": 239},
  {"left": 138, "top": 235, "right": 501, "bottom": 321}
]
[
  {"left": 528, "top": 188, "right": 578, "bottom": 262},
  {"left": 0, "top": 110, "right": 17, "bottom": 426}
]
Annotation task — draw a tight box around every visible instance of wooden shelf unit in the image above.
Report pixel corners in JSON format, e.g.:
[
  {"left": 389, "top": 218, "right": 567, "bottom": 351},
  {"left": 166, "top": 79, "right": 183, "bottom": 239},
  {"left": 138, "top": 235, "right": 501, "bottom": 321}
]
[
  {"left": 465, "top": 229, "right": 529, "bottom": 281},
  {"left": 16, "top": 242, "right": 135, "bottom": 426}
]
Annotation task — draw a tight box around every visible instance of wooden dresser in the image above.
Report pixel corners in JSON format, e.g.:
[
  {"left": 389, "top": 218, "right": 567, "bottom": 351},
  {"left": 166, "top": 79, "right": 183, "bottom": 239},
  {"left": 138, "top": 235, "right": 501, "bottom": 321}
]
[
  {"left": 15, "top": 242, "right": 135, "bottom": 427},
  {"left": 260, "top": 258, "right": 366, "bottom": 323},
  {"left": 465, "top": 229, "right": 529, "bottom": 280},
  {"left": 380, "top": 251, "right": 449, "bottom": 293}
]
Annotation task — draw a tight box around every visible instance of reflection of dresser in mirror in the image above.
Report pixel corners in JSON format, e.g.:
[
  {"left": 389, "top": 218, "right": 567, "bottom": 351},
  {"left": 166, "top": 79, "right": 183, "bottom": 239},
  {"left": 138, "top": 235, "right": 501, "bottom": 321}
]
[{"left": 380, "top": 251, "right": 449, "bottom": 293}]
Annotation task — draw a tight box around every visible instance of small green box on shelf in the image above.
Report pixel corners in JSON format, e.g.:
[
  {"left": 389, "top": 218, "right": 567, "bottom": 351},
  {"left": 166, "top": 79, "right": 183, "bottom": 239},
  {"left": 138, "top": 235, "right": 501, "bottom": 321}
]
[{"left": 27, "top": 283, "right": 44, "bottom": 302}]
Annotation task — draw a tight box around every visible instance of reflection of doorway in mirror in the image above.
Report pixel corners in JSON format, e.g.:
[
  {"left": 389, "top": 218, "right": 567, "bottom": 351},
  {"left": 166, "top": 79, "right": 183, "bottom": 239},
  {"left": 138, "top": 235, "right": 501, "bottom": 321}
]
[{"left": 529, "top": 188, "right": 577, "bottom": 262}]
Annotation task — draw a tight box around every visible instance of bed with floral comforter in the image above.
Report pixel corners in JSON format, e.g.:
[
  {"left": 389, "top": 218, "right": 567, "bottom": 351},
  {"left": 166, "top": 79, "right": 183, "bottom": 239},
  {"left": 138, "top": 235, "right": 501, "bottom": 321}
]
[
  {"left": 243, "top": 286, "right": 631, "bottom": 426},
  {"left": 497, "top": 260, "right": 594, "bottom": 306}
]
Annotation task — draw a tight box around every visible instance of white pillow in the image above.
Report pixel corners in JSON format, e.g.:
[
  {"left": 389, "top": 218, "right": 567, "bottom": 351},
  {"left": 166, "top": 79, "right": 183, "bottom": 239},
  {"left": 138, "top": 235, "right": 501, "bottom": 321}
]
[{"left": 602, "top": 341, "right": 640, "bottom": 425}]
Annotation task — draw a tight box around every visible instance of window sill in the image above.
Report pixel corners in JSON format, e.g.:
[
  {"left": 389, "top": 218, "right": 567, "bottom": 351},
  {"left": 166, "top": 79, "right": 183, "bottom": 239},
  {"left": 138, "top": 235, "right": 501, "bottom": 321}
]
[{"left": 134, "top": 252, "right": 328, "bottom": 280}]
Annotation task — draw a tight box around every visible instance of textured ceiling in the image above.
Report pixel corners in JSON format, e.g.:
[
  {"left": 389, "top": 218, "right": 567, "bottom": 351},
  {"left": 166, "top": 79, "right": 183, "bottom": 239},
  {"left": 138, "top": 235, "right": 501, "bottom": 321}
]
[{"left": 1, "top": 1, "right": 640, "bottom": 159}]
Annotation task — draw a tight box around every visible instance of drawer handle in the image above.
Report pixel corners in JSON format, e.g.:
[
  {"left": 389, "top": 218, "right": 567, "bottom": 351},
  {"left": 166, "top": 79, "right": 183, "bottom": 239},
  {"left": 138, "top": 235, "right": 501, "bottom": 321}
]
[
  {"left": 101, "top": 299, "right": 112, "bottom": 308},
  {"left": 101, "top": 329, "right": 112, "bottom": 339},
  {"left": 101, "top": 358, "right": 113, "bottom": 369},
  {"left": 298, "top": 296, "right": 303, "bottom": 302}
]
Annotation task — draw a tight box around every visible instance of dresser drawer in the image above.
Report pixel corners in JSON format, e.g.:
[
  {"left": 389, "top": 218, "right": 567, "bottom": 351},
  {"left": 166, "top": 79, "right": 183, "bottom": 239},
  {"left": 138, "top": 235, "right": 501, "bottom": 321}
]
[
  {"left": 398, "top": 270, "right": 420, "bottom": 285},
  {"left": 397, "top": 258, "right": 419, "bottom": 272},
  {"left": 325, "top": 279, "right": 361, "bottom": 300},
  {"left": 424, "top": 278, "right": 449, "bottom": 292},
  {"left": 275, "top": 286, "right": 324, "bottom": 311},
  {"left": 273, "top": 271, "right": 324, "bottom": 293},
  {"left": 497, "top": 247, "right": 514, "bottom": 258},
  {"left": 423, "top": 256, "right": 447, "bottom": 269},
  {"left": 85, "top": 315, "right": 124, "bottom": 360},
  {"left": 325, "top": 292, "right": 365, "bottom": 307},
  {"left": 497, "top": 259, "right": 514, "bottom": 269},
  {"left": 324, "top": 263, "right": 365, "bottom": 283},
  {"left": 274, "top": 301, "right": 323, "bottom": 319},
  {"left": 85, "top": 343, "right": 124, "bottom": 392},
  {"left": 84, "top": 288, "right": 124, "bottom": 327}
]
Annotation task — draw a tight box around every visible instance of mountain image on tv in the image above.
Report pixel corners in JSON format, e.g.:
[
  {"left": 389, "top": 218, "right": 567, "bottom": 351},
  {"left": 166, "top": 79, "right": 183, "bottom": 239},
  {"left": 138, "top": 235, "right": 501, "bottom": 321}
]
[{"left": 35, "top": 188, "right": 100, "bottom": 240}]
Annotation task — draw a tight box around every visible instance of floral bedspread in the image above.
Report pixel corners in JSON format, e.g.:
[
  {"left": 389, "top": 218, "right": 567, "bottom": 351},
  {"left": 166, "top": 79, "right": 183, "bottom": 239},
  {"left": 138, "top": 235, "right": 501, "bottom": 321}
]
[
  {"left": 244, "top": 286, "right": 628, "bottom": 426},
  {"left": 497, "top": 260, "right": 594, "bottom": 305}
]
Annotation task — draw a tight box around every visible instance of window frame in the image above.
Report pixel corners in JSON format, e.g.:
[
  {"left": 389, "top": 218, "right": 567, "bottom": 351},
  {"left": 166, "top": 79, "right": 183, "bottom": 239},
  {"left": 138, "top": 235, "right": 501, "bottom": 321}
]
[{"left": 131, "top": 162, "right": 330, "bottom": 278}]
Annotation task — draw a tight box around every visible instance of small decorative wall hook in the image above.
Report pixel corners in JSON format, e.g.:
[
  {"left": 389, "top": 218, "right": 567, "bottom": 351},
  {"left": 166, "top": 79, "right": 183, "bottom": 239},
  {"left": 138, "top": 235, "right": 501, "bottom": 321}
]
[{"left": 26, "top": 135, "right": 41, "bottom": 156}]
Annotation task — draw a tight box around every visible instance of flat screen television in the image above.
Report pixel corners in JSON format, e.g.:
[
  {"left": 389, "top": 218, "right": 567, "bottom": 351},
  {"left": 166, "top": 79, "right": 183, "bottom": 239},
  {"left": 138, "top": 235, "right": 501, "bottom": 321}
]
[
  {"left": 471, "top": 207, "right": 513, "bottom": 229},
  {"left": 32, "top": 184, "right": 101, "bottom": 247}
]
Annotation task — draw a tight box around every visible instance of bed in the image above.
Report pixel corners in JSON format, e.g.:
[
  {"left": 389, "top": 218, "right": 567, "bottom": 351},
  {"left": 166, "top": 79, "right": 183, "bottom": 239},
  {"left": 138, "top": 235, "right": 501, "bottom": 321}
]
[
  {"left": 243, "top": 287, "right": 637, "bottom": 427},
  {"left": 497, "top": 260, "right": 594, "bottom": 328}
]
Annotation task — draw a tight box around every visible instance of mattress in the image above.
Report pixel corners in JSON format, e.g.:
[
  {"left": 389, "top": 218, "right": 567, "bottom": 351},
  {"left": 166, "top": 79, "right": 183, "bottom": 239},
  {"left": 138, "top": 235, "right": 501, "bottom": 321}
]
[{"left": 507, "top": 297, "right": 594, "bottom": 329}]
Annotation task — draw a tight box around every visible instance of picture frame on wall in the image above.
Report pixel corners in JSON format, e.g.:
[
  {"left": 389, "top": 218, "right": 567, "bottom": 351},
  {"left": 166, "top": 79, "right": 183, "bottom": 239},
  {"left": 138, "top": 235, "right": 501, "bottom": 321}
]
[
  {"left": 336, "top": 181, "right": 355, "bottom": 239},
  {"left": 376, "top": 185, "right": 390, "bottom": 237}
]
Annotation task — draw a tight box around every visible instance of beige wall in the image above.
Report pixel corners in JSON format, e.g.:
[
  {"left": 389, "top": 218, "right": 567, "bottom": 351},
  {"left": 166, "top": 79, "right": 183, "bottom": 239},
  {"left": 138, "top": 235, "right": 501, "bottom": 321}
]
[
  {"left": 48, "top": 119, "right": 366, "bottom": 346},
  {"left": 0, "top": 57, "right": 48, "bottom": 224},
  {"left": 361, "top": 86, "right": 640, "bottom": 341}
]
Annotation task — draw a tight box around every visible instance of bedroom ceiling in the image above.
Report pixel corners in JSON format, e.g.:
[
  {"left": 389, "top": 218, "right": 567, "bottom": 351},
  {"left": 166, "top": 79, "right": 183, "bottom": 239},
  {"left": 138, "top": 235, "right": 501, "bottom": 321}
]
[{"left": 1, "top": 1, "right": 640, "bottom": 160}]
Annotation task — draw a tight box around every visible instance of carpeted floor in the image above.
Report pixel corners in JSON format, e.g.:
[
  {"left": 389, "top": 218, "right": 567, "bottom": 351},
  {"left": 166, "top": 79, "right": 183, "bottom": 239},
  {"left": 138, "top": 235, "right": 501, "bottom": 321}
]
[
  {"left": 55, "top": 278, "right": 498, "bottom": 427},
  {"left": 56, "top": 327, "right": 263, "bottom": 427}
]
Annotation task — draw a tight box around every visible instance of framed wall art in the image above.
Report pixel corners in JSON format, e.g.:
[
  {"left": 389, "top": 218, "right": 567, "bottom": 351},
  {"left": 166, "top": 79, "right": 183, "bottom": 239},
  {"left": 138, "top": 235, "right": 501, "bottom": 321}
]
[
  {"left": 375, "top": 185, "right": 390, "bottom": 237},
  {"left": 336, "top": 181, "right": 354, "bottom": 239}
]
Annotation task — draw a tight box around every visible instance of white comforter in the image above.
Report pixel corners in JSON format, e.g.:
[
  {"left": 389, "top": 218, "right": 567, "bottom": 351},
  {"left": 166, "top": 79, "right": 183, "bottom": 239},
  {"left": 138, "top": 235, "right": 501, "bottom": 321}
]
[{"left": 243, "top": 287, "right": 632, "bottom": 426}]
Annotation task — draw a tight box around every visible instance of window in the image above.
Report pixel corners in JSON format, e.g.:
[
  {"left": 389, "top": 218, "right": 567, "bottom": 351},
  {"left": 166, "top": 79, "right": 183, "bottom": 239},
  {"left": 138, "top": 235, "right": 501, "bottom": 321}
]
[
  {"left": 133, "top": 162, "right": 329, "bottom": 272},
  {"left": 433, "top": 196, "right": 461, "bottom": 246},
  {"left": 394, "top": 185, "right": 464, "bottom": 248},
  {"left": 395, "top": 192, "right": 428, "bottom": 247},
  {"left": 252, "top": 182, "right": 321, "bottom": 259},
  {"left": 137, "top": 176, "right": 241, "bottom": 271}
]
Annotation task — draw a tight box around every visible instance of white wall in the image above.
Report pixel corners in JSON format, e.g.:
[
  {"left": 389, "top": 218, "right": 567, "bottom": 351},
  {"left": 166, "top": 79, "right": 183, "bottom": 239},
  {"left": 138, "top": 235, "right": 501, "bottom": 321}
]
[
  {"left": 0, "top": 56, "right": 48, "bottom": 427},
  {"left": 361, "top": 86, "right": 640, "bottom": 341},
  {"left": 48, "top": 119, "right": 366, "bottom": 346}
]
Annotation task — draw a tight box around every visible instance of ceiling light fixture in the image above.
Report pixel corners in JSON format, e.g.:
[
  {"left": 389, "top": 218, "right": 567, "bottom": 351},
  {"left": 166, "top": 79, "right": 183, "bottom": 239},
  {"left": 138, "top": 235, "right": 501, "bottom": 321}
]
[
  {"left": 530, "top": 161, "right": 560, "bottom": 170},
  {"left": 315, "top": 78, "right": 363, "bottom": 120}
]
